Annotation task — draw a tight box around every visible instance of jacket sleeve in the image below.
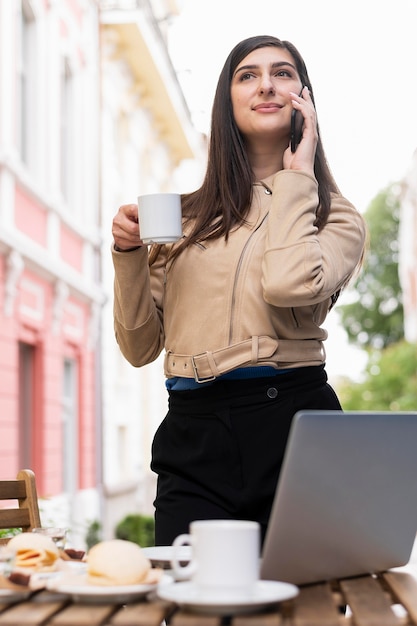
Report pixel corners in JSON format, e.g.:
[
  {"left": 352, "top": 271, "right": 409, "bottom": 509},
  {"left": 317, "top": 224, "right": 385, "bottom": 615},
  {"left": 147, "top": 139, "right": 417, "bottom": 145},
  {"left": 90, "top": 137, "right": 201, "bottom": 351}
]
[
  {"left": 112, "top": 245, "right": 165, "bottom": 366},
  {"left": 261, "top": 170, "right": 367, "bottom": 307}
]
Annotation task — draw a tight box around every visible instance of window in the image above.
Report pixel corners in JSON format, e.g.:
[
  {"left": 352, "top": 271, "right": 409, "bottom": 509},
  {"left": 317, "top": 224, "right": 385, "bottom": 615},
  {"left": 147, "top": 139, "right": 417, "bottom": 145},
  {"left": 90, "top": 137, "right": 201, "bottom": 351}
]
[
  {"left": 18, "top": 342, "right": 35, "bottom": 468},
  {"left": 60, "top": 57, "right": 75, "bottom": 204},
  {"left": 62, "top": 358, "right": 79, "bottom": 493},
  {"left": 17, "top": 1, "right": 36, "bottom": 166}
]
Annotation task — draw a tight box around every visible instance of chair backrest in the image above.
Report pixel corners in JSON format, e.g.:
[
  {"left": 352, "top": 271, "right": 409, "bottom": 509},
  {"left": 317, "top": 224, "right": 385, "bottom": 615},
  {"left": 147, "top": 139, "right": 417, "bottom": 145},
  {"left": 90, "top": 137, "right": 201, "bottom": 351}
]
[{"left": 0, "top": 469, "right": 41, "bottom": 543}]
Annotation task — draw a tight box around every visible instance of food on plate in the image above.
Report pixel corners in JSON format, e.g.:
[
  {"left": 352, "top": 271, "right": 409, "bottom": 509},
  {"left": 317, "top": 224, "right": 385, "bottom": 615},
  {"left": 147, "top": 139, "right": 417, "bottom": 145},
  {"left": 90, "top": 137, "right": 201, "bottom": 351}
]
[
  {"left": 7, "top": 532, "right": 60, "bottom": 572},
  {"left": 87, "top": 539, "right": 156, "bottom": 586},
  {"left": 60, "top": 548, "right": 86, "bottom": 561},
  {"left": 0, "top": 572, "right": 31, "bottom": 590},
  {"left": 7, "top": 571, "right": 31, "bottom": 587}
]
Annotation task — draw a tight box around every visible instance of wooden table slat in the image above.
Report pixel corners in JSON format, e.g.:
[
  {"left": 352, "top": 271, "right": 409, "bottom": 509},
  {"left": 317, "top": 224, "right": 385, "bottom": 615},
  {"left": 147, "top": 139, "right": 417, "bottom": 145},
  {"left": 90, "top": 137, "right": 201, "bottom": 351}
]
[
  {"left": 170, "top": 609, "right": 223, "bottom": 626},
  {"left": 383, "top": 571, "right": 417, "bottom": 624},
  {"left": 340, "top": 576, "right": 401, "bottom": 626},
  {"left": 109, "top": 600, "right": 172, "bottom": 626},
  {"left": 49, "top": 603, "right": 117, "bottom": 626},
  {"left": 289, "top": 582, "right": 341, "bottom": 626},
  {"left": 0, "top": 599, "right": 66, "bottom": 626},
  {"left": 232, "top": 610, "right": 283, "bottom": 626}
]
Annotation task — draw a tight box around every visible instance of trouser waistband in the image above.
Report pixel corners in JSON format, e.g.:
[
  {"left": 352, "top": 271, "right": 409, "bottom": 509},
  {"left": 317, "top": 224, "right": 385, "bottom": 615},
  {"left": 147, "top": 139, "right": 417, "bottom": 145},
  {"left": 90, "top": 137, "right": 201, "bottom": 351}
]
[{"left": 167, "top": 365, "right": 328, "bottom": 410}]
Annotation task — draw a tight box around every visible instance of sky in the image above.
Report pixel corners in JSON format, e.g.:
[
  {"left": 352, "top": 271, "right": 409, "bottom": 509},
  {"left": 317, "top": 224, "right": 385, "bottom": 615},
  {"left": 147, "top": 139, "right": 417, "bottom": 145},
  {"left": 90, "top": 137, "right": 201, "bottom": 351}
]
[
  {"left": 169, "top": 0, "right": 417, "bottom": 212},
  {"left": 167, "top": 0, "right": 417, "bottom": 382}
]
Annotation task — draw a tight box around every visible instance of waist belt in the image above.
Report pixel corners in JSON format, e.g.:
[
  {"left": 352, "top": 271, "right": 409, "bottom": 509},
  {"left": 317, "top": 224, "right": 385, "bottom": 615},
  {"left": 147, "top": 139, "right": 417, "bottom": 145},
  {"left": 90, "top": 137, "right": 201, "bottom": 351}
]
[{"left": 164, "top": 336, "right": 324, "bottom": 383}]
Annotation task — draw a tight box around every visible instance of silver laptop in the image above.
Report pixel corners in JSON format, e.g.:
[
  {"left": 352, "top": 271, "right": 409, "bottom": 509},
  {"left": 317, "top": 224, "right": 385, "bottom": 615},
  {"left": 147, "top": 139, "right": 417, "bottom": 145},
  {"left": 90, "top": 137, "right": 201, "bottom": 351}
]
[{"left": 260, "top": 410, "right": 417, "bottom": 585}]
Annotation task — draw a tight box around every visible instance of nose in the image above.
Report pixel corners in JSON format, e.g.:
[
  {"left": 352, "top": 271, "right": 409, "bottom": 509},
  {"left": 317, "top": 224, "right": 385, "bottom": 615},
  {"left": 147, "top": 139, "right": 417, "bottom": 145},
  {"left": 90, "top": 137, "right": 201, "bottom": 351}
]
[{"left": 259, "top": 73, "right": 275, "bottom": 95}]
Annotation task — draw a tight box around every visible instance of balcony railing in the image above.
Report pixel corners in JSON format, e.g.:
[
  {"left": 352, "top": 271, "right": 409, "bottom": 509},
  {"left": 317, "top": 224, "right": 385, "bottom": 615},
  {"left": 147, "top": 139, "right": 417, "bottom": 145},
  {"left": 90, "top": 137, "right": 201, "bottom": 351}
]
[{"left": 99, "top": 0, "right": 145, "bottom": 10}]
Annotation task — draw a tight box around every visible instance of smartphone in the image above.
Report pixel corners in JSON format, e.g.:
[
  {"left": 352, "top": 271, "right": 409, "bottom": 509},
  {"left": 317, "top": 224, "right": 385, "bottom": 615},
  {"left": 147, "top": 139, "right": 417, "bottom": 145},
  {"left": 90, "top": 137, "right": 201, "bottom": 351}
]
[
  {"left": 290, "top": 109, "right": 303, "bottom": 153},
  {"left": 290, "top": 87, "right": 305, "bottom": 153}
]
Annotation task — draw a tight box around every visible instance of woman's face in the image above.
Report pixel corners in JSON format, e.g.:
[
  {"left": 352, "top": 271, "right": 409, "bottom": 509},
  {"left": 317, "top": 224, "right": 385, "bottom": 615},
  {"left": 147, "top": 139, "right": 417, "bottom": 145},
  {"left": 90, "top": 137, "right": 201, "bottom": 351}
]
[{"left": 230, "top": 46, "right": 303, "bottom": 148}]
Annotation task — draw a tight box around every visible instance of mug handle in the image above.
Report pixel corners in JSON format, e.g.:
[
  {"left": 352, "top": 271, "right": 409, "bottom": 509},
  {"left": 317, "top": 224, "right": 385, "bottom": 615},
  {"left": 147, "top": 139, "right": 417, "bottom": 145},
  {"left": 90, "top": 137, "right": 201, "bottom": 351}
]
[{"left": 171, "top": 533, "right": 195, "bottom": 580}]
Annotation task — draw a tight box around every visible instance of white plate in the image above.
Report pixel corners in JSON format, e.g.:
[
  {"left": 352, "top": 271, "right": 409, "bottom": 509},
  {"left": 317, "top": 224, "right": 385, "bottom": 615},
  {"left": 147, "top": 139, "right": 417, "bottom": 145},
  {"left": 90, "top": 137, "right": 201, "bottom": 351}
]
[
  {"left": 46, "top": 573, "right": 172, "bottom": 604},
  {"left": 142, "top": 546, "right": 191, "bottom": 567},
  {"left": 157, "top": 580, "right": 299, "bottom": 615},
  {"left": 58, "top": 561, "right": 87, "bottom": 574}
]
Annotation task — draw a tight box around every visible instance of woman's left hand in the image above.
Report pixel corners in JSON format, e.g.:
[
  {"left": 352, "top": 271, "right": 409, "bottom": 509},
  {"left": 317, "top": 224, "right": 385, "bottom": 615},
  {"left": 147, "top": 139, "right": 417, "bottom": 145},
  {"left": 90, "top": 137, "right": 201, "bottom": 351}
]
[{"left": 283, "top": 86, "right": 318, "bottom": 176}]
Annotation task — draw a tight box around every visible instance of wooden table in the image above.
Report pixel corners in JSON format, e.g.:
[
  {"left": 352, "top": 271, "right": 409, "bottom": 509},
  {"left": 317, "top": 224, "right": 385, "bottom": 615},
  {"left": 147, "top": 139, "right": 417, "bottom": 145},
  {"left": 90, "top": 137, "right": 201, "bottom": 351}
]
[{"left": 1, "top": 568, "right": 417, "bottom": 625}]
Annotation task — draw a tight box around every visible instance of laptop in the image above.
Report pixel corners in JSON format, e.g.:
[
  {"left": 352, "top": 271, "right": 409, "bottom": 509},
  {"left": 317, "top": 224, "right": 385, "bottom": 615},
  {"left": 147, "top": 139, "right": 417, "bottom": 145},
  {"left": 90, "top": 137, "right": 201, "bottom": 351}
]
[{"left": 260, "top": 410, "right": 417, "bottom": 585}]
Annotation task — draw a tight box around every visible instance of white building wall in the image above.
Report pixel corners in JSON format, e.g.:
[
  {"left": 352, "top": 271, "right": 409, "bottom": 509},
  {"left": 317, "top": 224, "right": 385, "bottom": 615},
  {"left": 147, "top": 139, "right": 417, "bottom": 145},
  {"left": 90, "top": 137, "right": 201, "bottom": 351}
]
[{"left": 99, "top": 2, "right": 206, "bottom": 539}]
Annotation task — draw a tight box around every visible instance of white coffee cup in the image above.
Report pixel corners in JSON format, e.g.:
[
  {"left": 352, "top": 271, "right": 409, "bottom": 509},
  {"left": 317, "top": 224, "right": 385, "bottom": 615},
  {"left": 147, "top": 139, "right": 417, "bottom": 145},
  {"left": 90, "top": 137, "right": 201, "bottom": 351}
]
[
  {"left": 171, "top": 519, "right": 260, "bottom": 596},
  {"left": 137, "top": 193, "right": 182, "bottom": 244}
]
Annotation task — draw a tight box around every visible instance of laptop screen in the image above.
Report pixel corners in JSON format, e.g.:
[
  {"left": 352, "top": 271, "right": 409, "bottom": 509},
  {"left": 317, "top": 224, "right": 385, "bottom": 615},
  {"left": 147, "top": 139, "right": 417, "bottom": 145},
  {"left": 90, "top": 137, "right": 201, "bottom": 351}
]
[{"left": 260, "top": 410, "right": 417, "bottom": 585}]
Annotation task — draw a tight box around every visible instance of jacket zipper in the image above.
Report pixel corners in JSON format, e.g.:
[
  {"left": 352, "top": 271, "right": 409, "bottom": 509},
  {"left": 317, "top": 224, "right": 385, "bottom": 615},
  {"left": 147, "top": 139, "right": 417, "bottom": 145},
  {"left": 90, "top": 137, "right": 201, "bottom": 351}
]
[
  {"left": 290, "top": 308, "right": 300, "bottom": 328},
  {"left": 229, "top": 213, "right": 269, "bottom": 343}
]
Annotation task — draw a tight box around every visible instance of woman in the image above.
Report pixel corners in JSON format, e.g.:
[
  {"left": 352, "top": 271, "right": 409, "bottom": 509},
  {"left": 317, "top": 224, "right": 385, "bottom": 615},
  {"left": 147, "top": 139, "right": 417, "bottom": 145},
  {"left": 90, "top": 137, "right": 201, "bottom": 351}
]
[{"left": 111, "top": 35, "right": 367, "bottom": 545}]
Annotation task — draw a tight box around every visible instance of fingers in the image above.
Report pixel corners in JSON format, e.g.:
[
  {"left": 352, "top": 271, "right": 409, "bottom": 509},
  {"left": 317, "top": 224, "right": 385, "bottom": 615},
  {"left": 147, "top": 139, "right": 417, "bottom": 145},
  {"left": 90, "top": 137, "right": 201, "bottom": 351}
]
[
  {"left": 290, "top": 87, "right": 316, "bottom": 126},
  {"left": 112, "top": 203, "right": 144, "bottom": 250},
  {"left": 284, "top": 87, "right": 318, "bottom": 174},
  {"left": 122, "top": 203, "right": 139, "bottom": 223}
]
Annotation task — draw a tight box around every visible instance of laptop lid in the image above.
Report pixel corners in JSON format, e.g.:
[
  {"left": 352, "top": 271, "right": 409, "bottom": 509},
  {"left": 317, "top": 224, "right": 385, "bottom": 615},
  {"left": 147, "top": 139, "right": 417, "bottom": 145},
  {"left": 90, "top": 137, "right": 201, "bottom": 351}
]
[{"left": 260, "top": 410, "right": 417, "bottom": 585}]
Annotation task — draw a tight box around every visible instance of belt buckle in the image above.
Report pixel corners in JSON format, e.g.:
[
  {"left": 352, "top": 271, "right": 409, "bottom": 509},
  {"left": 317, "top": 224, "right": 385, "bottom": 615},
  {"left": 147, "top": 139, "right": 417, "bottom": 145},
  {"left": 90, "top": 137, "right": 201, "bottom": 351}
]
[{"left": 191, "top": 354, "right": 216, "bottom": 384}]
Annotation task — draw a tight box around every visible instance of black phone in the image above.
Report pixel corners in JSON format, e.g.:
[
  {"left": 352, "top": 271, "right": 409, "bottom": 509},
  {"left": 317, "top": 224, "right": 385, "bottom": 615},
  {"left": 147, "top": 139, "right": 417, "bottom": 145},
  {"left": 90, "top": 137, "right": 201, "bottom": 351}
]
[
  {"left": 290, "top": 108, "right": 303, "bottom": 153},
  {"left": 290, "top": 87, "right": 305, "bottom": 152}
]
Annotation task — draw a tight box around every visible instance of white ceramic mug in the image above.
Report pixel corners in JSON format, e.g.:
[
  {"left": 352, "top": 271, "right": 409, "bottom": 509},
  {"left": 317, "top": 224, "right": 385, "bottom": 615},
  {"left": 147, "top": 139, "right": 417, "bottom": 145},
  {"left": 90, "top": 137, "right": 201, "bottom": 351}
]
[
  {"left": 171, "top": 519, "right": 260, "bottom": 595},
  {"left": 137, "top": 193, "right": 182, "bottom": 244}
]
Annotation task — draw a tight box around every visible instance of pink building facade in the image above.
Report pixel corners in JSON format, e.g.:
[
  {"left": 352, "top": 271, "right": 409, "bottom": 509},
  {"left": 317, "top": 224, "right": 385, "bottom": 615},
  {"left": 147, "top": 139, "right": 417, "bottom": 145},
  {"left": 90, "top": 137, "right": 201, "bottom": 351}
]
[{"left": 0, "top": 0, "right": 103, "bottom": 539}]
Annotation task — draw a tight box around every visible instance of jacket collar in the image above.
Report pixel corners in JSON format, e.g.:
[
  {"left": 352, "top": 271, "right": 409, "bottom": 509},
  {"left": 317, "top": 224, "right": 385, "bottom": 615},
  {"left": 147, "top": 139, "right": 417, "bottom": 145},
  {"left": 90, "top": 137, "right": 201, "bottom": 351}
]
[{"left": 254, "top": 172, "right": 277, "bottom": 195}]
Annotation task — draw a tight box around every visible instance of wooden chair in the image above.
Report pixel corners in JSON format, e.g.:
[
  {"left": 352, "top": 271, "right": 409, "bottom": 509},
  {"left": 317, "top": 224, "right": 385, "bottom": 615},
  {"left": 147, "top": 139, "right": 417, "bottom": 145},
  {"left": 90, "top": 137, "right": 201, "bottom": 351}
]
[{"left": 0, "top": 469, "right": 41, "bottom": 544}]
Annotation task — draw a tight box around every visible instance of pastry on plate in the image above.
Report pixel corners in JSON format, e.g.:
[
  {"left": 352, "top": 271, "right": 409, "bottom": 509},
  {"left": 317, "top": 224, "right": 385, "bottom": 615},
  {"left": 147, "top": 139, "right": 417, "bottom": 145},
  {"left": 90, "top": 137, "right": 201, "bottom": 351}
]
[
  {"left": 7, "top": 532, "right": 59, "bottom": 572},
  {"left": 87, "top": 539, "right": 161, "bottom": 586}
]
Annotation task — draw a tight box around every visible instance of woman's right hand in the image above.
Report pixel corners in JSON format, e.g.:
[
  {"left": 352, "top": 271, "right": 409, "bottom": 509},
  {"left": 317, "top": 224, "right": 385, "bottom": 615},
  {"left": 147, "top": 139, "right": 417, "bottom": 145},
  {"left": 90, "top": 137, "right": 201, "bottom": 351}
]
[
  {"left": 112, "top": 204, "right": 144, "bottom": 251},
  {"left": 283, "top": 86, "right": 318, "bottom": 176}
]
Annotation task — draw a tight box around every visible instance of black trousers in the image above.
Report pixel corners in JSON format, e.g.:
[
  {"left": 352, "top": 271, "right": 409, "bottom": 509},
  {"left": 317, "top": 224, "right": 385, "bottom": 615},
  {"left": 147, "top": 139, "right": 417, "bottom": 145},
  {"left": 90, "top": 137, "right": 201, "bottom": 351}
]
[{"left": 151, "top": 365, "right": 341, "bottom": 546}]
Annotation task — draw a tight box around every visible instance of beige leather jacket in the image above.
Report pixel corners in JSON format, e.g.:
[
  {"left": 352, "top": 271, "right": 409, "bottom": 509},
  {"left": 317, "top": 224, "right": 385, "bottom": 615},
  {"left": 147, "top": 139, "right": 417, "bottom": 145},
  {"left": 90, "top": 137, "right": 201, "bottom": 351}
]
[{"left": 113, "top": 170, "right": 367, "bottom": 382}]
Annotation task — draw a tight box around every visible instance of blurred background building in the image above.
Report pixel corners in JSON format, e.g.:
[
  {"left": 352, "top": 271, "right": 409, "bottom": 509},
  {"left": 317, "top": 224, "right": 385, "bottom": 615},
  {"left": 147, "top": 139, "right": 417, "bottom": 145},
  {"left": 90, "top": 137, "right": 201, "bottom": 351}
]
[
  {"left": 0, "top": 0, "right": 414, "bottom": 548},
  {"left": 99, "top": 0, "right": 206, "bottom": 540},
  {"left": 0, "top": 0, "right": 104, "bottom": 546},
  {"left": 0, "top": 0, "right": 205, "bottom": 547}
]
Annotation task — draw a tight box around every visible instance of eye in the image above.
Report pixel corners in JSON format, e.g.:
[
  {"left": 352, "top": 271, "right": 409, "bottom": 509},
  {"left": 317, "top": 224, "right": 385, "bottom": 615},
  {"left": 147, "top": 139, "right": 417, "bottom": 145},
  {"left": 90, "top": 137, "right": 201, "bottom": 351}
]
[
  {"left": 275, "top": 69, "right": 292, "bottom": 78},
  {"left": 239, "top": 72, "right": 255, "bottom": 81}
]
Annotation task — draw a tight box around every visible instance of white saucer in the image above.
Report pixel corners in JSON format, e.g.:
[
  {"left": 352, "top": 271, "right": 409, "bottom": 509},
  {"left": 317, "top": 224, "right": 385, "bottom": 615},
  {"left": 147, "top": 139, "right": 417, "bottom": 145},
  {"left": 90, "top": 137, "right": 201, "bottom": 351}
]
[
  {"left": 157, "top": 580, "right": 298, "bottom": 615},
  {"left": 142, "top": 546, "right": 191, "bottom": 567}
]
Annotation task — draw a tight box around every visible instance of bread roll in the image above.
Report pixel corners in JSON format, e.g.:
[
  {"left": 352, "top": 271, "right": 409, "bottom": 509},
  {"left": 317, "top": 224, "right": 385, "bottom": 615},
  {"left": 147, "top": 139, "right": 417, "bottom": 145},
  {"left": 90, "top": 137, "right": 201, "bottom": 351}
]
[
  {"left": 8, "top": 532, "right": 59, "bottom": 571},
  {"left": 87, "top": 540, "right": 151, "bottom": 586}
]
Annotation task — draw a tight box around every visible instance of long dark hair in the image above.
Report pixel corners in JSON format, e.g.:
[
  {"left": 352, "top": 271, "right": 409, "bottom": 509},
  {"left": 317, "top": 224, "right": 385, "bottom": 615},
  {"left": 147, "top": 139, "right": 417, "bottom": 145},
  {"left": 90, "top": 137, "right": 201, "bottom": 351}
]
[{"left": 151, "top": 35, "right": 339, "bottom": 263}]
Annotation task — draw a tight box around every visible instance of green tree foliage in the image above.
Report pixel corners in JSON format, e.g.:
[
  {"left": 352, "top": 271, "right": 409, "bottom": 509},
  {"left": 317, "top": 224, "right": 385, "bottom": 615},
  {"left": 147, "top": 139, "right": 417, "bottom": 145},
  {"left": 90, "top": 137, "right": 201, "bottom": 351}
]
[
  {"left": 338, "top": 185, "right": 404, "bottom": 349},
  {"left": 336, "top": 182, "right": 417, "bottom": 410},
  {"left": 338, "top": 341, "right": 417, "bottom": 410},
  {"left": 115, "top": 514, "right": 155, "bottom": 547},
  {"left": 85, "top": 520, "right": 102, "bottom": 550}
]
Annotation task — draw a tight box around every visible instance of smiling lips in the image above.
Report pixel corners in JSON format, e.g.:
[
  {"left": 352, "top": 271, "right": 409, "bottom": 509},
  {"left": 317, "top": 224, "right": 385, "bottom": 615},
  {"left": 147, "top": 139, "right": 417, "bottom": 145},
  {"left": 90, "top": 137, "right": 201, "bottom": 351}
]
[{"left": 252, "top": 102, "right": 283, "bottom": 112}]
